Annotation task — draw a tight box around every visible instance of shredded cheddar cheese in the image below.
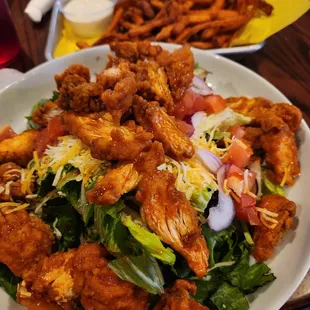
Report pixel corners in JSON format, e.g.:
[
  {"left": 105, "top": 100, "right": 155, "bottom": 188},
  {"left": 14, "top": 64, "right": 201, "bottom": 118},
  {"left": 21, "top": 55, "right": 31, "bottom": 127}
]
[
  {"left": 280, "top": 166, "right": 290, "bottom": 187},
  {"left": 0, "top": 202, "right": 29, "bottom": 214},
  {"left": 256, "top": 207, "right": 279, "bottom": 229}
]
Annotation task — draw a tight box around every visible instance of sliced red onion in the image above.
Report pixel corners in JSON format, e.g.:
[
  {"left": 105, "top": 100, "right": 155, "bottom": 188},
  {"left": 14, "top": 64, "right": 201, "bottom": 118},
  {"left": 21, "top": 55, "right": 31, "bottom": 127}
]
[
  {"left": 216, "top": 164, "right": 230, "bottom": 188},
  {"left": 191, "top": 111, "right": 207, "bottom": 129},
  {"left": 207, "top": 189, "right": 235, "bottom": 232},
  {"left": 249, "top": 160, "right": 262, "bottom": 198},
  {"left": 190, "top": 76, "right": 213, "bottom": 96},
  {"left": 196, "top": 148, "right": 222, "bottom": 174}
]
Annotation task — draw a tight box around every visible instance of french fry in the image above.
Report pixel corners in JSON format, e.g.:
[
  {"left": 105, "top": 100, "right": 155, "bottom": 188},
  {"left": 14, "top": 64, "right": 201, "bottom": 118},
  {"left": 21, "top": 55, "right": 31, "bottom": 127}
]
[
  {"left": 76, "top": 41, "right": 90, "bottom": 49},
  {"left": 258, "top": 0, "right": 274, "bottom": 16},
  {"left": 211, "top": 0, "right": 225, "bottom": 10},
  {"left": 120, "top": 21, "right": 139, "bottom": 29},
  {"left": 190, "top": 41, "right": 214, "bottom": 49},
  {"left": 172, "top": 16, "right": 190, "bottom": 36},
  {"left": 201, "top": 28, "right": 219, "bottom": 40},
  {"left": 218, "top": 10, "right": 240, "bottom": 20},
  {"left": 212, "top": 34, "right": 231, "bottom": 47},
  {"left": 139, "top": 1, "right": 155, "bottom": 19},
  {"left": 107, "top": 7, "right": 124, "bottom": 33},
  {"left": 150, "top": 0, "right": 165, "bottom": 10},
  {"left": 192, "top": 0, "right": 213, "bottom": 5},
  {"left": 128, "top": 18, "right": 174, "bottom": 37},
  {"left": 188, "top": 12, "right": 213, "bottom": 24},
  {"left": 237, "top": 0, "right": 247, "bottom": 14},
  {"left": 155, "top": 24, "right": 174, "bottom": 41}
]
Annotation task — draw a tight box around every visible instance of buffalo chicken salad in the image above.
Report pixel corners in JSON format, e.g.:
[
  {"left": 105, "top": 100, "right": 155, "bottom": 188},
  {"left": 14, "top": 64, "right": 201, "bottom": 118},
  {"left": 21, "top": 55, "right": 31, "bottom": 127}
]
[{"left": 0, "top": 42, "right": 302, "bottom": 310}]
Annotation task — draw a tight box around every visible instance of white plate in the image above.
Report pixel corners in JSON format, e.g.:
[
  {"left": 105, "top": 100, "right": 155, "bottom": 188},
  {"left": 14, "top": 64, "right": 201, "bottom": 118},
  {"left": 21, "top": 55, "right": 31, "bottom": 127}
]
[{"left": 1, "top": 44, "right": 310, "bottom": 310}]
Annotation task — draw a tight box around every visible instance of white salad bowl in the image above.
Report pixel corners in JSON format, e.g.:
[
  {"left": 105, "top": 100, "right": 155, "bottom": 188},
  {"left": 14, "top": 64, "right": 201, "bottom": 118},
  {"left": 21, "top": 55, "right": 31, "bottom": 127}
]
[{"left": 0, "top": 44, "right": 309, "bottom": 310}]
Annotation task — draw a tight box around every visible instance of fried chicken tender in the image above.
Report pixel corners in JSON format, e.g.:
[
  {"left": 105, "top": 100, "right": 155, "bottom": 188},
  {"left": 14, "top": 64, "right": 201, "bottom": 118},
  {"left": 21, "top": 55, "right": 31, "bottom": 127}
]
[
  {"left": 0, "top": 209, "right": 54, "bottom": 279},
  {"left": 243, "top": 127, "right": 263, "bottom": 150},
  {"left": 30, "top": 250, "right": 77, "bottom": 304},
  {"left": 55, "top": 64, "right": 90, "bottom": 89},
  {"left": 0, "top": 129, "right": 39, "bottom": 167},
  {"left": 87, "top": 142, "right": 165, "bottom": 205},
  {"left": 136, "top": 171, "right": 209, "bottom": 277},
  {"left": 74, "top": 244, "right": 149, "bottom": 310},
  {"left": 253, "top": 195, "right": 296, "bottom": 262},
  {"left": 109, "top": 41, "right": 165, "bottom": 63},
  {"left": 161, "top": 45, "right": 194, "bottom": 101},
  {"left": 133, "top": 96, "right": 194, "bottom": 160},
  {"left": 154, "top": 280, "right": 209, "bottom": 310},
  {"left": 31, "top": 101, "right": 61, "bottom": 127},
  {"left": 87, "top": 163, "right": 140, "bottom": 205},
  {"left": 0, "top": 162, "right": 35, "bottom": 202},
  {"left": 226, "top": 97, "right": 302, "bottom": 132},
  {"left": 260, "top": 120, "right": 300, "bottom": 186},
  {"left": 63, "top": 111, "right": 153, "bottom": 161},
  {"left": 133, "top": 60, "right": 174, "bottom": 114},
  {"left": 100, "top": 61, "right": 137, "bottom": 121}
]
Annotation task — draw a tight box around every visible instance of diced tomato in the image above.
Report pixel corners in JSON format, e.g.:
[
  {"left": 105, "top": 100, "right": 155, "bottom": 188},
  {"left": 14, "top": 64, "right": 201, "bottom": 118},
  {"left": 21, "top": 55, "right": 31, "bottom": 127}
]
[
  {"left": 234, "top": 197, "right": 260, "bottom": 225},
  {"left": 35, "top": 117, "right": 68, "bottom": 156},
  {"left": 227, "top": 175, "right": 244, "bottom": 196},
  {"left": 174, "top": 91, "right": 227, "bottom": 119},
  {"left": 203, "top": 95, "right": 227, "bottom": 114},
  {"left": 227, "top": 164, "right": 244, "bottom": 178},
  {"left": 230, "top": 125, "right": 245, "bottom": 139},
  {"left": 223, "top": 139, "right": 253, "bottom": 168},
  {"left": 175, "top": 119, "right": 194, "bottom": 137},
  {"left": 0, "top": 125, "right": 16, "bottom": 142}
]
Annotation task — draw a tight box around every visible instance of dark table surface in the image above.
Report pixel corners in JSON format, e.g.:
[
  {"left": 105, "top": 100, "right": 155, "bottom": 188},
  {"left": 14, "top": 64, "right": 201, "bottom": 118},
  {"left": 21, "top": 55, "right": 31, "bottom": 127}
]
[{"left": 6, "top": 0, "right": 310, "bottom": 308}]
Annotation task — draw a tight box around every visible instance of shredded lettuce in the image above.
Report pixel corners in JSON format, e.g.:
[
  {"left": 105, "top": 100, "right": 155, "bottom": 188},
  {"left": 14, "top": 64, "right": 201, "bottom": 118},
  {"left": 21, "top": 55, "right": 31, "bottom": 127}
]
[
  {"left": 122, "top": 214, "right": 175, "bottom": 266},
  {"left": 262, "top": 171, "right": 286, "bottom": 196}
]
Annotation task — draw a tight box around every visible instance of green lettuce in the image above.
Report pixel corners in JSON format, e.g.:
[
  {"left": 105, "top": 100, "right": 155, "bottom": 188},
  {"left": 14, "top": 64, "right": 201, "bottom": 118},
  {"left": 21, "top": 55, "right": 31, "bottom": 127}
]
[
  {"left": 191, "top": 186, "right": 216, "bottom": 212},
  {"left": 122, "top": 214, "right": 175, "bottom": 266},
  {"left": 262, "top": 171, "right": 286, "bottom": 196},
  {"left": 109, "top": 251, "right": 165, "bottom": 295},
  {"left": 0, "top": 264, "right": 20, "bottom": 301},
  {"left": 94, "top": 202, "right": 130, "bottom": 254}
]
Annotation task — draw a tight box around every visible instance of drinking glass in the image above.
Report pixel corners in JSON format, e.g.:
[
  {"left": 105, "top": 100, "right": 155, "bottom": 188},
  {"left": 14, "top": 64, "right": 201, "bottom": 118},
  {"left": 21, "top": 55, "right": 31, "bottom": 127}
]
[{"left": 0, "top": 0, "right": 21, "bottom": 68}]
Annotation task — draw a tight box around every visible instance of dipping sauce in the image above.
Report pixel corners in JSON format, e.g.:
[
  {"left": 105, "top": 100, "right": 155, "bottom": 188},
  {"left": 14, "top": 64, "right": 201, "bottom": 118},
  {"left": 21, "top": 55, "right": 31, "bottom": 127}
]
[{"left": 62, "top": 0, "right": 114, "bottom": 38}]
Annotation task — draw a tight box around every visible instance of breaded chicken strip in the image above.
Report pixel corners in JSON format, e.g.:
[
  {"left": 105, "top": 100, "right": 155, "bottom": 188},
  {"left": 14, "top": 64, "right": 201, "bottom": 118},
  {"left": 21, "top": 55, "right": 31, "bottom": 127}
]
[
  {"left": 226, "top": 97, "right": 302, "bottom": 132},
  {"left": 87, "top": 163, "right": 141, "bottom": 205},
  {"left": 243, "top": 127, "right": 263, "bottom": 150},
  {"left": 253, "top": 195, "right": 296, "bottom": 262},
  {"left": 154, "top": 280, "right": 209, "bottom": 310},
  {"left": 0, "top": 209, "right": 54, "bottom": 279},
  {"left": 161, "top": 45, "right": 194, "bottom": 101},
  {"left": 63, "top": 111, "right": 153, "bottom": 161},
  {"left": 31, "top": 101, "right": 61, "bottom": 127},
  {"left": 0, "top": 130, "right": 39, "bottom": 167},
  {"left": 0, "top": 162, "right": 35, "bottom": 202},
  {"left": 133, "top": 96, "right": 194, "bottom": 160},
  {"left": 55, "top": 64, "right": 90, "bottom": 88},
  {"left": 87, "top": 142, "right": 165, "bottom": 205},
  {"left": 74, "top": 244, "right": 149, "bottom": 310},
  {"left": 260, "top": 119, "right": 300, "bottom": 186},
  {"left": 132, "top": 60, "right": 174, "bottom": 114},
  {"left": 136, "top": 171, "right": 209, "bottom": 277}
]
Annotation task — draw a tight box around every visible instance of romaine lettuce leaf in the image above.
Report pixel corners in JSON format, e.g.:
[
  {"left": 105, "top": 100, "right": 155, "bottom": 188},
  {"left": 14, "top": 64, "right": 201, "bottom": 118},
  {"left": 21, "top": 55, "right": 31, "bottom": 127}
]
[
  {"left": 0, "top": 264, "right": 20, "bottom": 301},
  {"left": 210, "top": 283, "right": 249, "bottom": 310},
  {"left": 94, "top": 202, "right": 129, "bottom": 254},
  {"left": 109, "top": 251, "right": 165, "bottom": 295},
  {"left": 122, "top": 214, "right": 175, "bottom": 266},
  {"left": 191, "top": 186, "right": 216, "bottom": 212},
  {"left": 262, "top": 171, "right": 286, "bottom": 196}
]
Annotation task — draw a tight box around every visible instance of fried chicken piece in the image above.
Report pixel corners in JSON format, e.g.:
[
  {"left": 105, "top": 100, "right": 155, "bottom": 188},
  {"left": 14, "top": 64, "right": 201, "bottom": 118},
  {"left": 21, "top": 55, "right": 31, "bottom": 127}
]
[
  {"left": 74, "top": 244, "right": 149, "bottom": 310},
  {"left": 0, "top": 209, "right": 54, "bottom": 279},
  {"left": 0, "top": 162, "right": 35, "bottom": 202},
  {"left": 136, "top": 171, "right": 209, "bottom": 277},
  {"left": 29, "top": 250, "right": 77, "bottom": 305},
  {"left": 100, "top": 61, "right": 137, "bottom": 121},
  {"left": 133, "top": 96, "right": 194, "bottom": 160},
  {"left": 87, "top": 163, "right": 141, "bottom": 205},
  {"left": 260, "top": 120, "right": 300, "bottom": 185},
  {"left": 133, "top": 60, "right": 174, "bottom": 114},
  {"left": 109, "top": 41, "right": 165, "bottom": 63},
  {"left": 243, "top": 127, "right": 263, "bottom": 150},
  {"left": 63, "top": 111, "right": 153, "bottom": 161},
  {"left": 87, "top": 142, "right": 165, "bottom": 205},
  {"left": 0, "top": 129, "right": 40, "bottom": 167},
  {"left": 253, "top": 195, "right": 296, "bottom": 262},
  {"left": 154, "top": 280, "right": 209, "bottom": 310},
  {"left": 161, "top": 45, "right": 194, "bottom": 101},
  {"left": 226, "top": 97, "right": 302, "bottom": 132},
  {"left": 55, "top": 64, "right": 90, "bottom": 89},
  {"left": 31, "top": 101, "right": 62, "bottom": 127}
]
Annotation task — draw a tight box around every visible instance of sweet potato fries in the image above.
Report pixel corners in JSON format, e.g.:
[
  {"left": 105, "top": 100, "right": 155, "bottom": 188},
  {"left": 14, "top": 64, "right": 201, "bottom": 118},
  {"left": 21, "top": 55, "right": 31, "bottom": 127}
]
[{"left": 80, "top": 0, "right": 273, "bottom": 50}]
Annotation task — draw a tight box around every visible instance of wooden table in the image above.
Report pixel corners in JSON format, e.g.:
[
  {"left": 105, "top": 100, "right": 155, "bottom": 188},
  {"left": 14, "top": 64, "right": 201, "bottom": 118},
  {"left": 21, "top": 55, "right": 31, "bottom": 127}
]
[{"left": 7, "top": 1, "right": 310, "bottom": 308}]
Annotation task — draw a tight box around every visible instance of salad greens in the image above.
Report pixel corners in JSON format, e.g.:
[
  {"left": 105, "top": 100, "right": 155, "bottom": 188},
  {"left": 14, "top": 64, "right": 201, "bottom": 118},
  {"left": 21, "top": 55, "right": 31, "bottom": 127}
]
[
  {"left": 0, "top": 264, "right": 20, "bottom": 301},
  {"left": 191, "top": 186, "right": 216, "bottom": 212},
  {"left": 262, "top": 170, "right": 286, "bottom": 196}
]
